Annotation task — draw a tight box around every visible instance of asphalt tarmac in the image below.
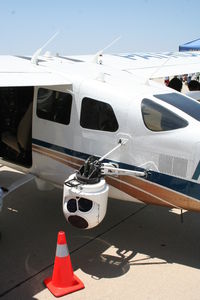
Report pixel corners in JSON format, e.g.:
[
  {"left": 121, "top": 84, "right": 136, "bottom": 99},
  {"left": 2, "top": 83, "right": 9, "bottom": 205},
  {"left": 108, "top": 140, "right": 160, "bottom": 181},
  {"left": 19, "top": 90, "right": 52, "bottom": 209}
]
[{"left": 0, "top": 166, "right": 200, "bottom": 300}]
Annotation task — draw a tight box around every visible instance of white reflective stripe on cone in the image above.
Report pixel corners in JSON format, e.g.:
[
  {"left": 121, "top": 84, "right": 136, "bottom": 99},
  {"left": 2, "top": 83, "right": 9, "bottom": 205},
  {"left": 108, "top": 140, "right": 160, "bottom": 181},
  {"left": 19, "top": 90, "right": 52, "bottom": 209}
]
[{"left": 56, "top": 244, "right": 69, "bottom": 257}]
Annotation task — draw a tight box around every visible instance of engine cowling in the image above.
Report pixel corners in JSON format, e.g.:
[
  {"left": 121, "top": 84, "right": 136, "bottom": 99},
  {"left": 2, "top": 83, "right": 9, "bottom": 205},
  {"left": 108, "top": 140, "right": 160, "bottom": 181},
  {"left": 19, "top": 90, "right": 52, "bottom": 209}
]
[{"left": 63, "top": 173, "right": 109, "bottom": 229}]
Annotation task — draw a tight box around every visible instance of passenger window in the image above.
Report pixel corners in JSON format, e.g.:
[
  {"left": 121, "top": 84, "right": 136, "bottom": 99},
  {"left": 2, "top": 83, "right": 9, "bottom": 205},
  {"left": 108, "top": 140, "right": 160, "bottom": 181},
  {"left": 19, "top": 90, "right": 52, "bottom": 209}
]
[
  {"left": 141, "top": 98, "right": 188, "bottom": 131},
  {"left": 37, "top": 88, "right": 72, "bottom": 125},
  {"left": 80, "top": 97, "right": 119, "bottom": 132}
]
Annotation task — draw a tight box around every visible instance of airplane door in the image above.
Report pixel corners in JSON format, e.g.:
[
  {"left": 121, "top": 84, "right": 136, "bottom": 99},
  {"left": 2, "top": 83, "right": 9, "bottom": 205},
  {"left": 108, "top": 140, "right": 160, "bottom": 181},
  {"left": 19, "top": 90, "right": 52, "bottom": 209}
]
[
  {"left": 32, "top": 86, "right": 75, "bottom": 184},
  {"left": 0, "top": 86, "right": 33, "bottom": 168}
]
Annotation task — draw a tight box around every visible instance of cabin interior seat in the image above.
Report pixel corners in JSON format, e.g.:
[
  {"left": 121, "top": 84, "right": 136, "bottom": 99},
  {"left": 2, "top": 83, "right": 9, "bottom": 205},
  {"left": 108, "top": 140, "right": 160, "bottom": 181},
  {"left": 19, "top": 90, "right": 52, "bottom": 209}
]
[{"left": 1, "top": 103, "right": 32, "bottom": 153}]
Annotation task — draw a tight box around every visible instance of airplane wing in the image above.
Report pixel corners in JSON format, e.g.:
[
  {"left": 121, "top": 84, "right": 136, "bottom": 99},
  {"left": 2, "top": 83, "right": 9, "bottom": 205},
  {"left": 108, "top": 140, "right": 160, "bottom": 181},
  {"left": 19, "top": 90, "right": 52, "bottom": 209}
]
[
  {"left": 74, "top": 52, "right": 200, "bottom": 80},
  {"left": 107, "top": 52, "right": 200, "bottom": 79},
  {"left": 0, "top": 55, "right": 71, "bottom": 87},
  {"left": 2, "top": 52, "right": 200, "bottom": 86}
]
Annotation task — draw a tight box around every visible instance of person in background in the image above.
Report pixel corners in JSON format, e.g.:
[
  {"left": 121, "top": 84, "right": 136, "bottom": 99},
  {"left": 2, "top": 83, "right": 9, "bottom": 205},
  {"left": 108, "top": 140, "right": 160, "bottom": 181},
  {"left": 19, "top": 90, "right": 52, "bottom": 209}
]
[
  {"left": 187, "top": 74, "right": 192, "bottom": 85},
  {"left": 168, "top": 77, "right": 183, "bottom": 92},
  {"left": 188, "top": 80, "right": 200, "bottom": 91},
  {"left": 182, "top": 74, "right": 188, "bottom": 83},
  {"left": 164, "top": 76, "right": 169, "bottom": 86},
  {"left": 177, "top": 75, "right": 183, "bottom": 81},
  {"left": 185, "top": 79, "right": 200, "bottom": 101}
]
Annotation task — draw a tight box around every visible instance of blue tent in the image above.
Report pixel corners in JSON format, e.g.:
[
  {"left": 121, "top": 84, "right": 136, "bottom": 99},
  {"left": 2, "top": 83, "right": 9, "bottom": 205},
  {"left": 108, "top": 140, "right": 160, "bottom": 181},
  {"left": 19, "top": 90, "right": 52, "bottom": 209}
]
[{"left": 179, "top": 38, "right": 200, "bottom": 51}]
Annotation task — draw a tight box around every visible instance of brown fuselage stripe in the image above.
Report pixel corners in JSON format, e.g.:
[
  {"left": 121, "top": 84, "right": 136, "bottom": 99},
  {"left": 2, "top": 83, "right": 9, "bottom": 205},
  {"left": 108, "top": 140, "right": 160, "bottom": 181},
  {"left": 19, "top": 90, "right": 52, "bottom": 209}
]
[
  {"left": 32, "top": 145, "right": 82, "bottom": 170},
  {"left": 106, "top": 176, "right": 174, "bottom": 208},
  {"left": 32, "top": 144, "right": 84, "bottom": 166},
  {"left": 117, "top": 175, "right": 200, "bottom": 211},
  {"left": 107, "top": 176, "right": 200, "bottom": 212}
]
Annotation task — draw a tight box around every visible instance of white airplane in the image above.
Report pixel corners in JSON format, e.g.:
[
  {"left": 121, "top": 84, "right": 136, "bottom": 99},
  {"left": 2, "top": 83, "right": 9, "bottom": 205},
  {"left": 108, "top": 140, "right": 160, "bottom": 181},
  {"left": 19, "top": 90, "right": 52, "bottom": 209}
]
[{"left": 1, "top": 44, "right": 200, "bottom": 230}]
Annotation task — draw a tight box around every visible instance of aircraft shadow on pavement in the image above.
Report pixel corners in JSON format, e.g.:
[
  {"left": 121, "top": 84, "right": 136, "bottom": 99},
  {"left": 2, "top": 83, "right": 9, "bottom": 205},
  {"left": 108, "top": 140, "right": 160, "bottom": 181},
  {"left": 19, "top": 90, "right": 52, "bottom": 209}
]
[{"left": 72, "top": 202, "right": 200, "bottom": 280}]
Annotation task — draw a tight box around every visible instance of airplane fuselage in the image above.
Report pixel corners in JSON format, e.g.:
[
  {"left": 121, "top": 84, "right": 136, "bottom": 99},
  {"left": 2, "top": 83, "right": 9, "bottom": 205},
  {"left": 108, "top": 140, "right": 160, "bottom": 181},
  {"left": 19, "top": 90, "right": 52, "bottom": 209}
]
[{"left": 1, "top": 54, "right": 200, "bottom": 214}]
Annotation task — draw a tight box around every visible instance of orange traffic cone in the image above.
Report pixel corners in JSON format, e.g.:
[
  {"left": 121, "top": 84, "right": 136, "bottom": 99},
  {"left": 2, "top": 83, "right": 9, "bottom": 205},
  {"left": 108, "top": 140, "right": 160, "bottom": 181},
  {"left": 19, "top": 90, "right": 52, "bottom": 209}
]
[{"left": 44, "top": 231, "right": 84, "bottom": 297}]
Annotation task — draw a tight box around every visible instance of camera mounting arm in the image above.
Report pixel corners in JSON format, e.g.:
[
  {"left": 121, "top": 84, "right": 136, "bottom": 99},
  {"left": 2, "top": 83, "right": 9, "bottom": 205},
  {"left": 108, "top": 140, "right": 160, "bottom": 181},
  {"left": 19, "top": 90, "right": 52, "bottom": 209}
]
[{"left": 100, "top": 163, "right": 146, "bottom": 177}]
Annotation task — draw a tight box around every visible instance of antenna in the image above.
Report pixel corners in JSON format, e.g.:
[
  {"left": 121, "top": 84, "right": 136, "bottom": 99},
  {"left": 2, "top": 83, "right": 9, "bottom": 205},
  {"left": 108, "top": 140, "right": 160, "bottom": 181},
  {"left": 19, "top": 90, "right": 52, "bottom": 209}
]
[
  {"left": 92, "top": 36, "right": 121, "bottom": 64},
  {"left": 31, "top": 31, "right": 59, "bottom": 65},
  {"left": 147, "top": 54, "right": 172, "bottom": 82}
]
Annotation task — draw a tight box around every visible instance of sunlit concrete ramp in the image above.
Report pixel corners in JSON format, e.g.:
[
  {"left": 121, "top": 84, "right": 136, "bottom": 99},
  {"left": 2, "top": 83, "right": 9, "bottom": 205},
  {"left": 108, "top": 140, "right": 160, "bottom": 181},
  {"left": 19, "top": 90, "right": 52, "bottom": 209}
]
[{"left": 0, "top": 166, "right": 200, "bottom": 300}]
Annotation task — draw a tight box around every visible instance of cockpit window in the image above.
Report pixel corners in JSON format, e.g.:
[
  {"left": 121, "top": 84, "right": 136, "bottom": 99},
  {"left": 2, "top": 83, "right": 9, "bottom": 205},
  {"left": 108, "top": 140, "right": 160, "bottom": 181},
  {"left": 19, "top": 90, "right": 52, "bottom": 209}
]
[
  {"left": 154, "top": 93, "right": 200, "bottom": 122},
  {"left": 80, "top": 97, "right": 119, "bottom": 132},
  {"left": 141, "top": 98, "right": 188, "bottom": 131}
]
